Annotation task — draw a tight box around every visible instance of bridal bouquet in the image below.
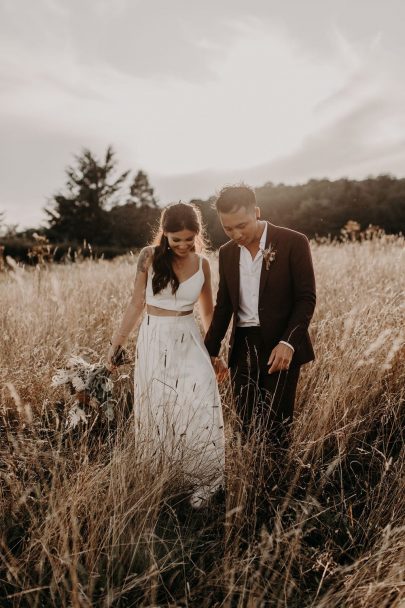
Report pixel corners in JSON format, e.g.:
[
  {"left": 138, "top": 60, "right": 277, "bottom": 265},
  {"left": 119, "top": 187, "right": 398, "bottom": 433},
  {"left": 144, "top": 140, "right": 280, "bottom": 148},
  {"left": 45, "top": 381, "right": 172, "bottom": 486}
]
[{"left": 51, "top": 347, "right": 128, "bottom": 429}]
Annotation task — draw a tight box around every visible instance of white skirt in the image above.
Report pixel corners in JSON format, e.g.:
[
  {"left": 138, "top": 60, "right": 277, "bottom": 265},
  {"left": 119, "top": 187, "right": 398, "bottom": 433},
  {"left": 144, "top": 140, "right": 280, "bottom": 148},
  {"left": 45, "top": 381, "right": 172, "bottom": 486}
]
[{"left": 134, "top": 313, "right": 225, "bottom": 503}]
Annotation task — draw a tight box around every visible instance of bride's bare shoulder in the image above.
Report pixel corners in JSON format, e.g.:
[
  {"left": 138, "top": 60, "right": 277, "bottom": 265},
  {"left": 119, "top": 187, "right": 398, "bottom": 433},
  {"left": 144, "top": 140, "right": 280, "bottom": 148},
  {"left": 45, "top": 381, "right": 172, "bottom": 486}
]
[
  {"left": 199, "top": 254, "right": 212, "bottom": 276},
  {"left": 136, "top": 246, "right": 154, "bottom": 273}
]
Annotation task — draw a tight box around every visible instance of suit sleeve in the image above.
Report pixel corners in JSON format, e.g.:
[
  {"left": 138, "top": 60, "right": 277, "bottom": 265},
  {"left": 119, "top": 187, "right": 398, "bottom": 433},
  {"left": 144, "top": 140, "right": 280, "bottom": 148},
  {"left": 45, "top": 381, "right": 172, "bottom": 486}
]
[
  {"left": 280, "top": 234, "right": 316, "bottom": 351},
  {"left": 204, "top": 248, "right": 234, "bottom": 357}
]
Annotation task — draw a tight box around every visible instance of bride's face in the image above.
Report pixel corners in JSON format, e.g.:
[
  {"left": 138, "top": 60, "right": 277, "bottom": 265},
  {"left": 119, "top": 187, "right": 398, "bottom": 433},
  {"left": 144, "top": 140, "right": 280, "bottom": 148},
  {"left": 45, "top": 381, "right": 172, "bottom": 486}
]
[{"left": 165, "top": 229, "right": 196, "bottom": 257}]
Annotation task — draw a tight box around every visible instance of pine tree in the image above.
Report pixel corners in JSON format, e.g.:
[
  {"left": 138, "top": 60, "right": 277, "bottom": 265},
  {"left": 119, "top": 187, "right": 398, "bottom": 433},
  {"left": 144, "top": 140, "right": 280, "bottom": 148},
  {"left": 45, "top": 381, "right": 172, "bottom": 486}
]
[
  {"left": 45, "top": 146, "right": 129, "bottom": 244},
  {"left": 127, "top": 170, "right": 158, "bottom": 208}
]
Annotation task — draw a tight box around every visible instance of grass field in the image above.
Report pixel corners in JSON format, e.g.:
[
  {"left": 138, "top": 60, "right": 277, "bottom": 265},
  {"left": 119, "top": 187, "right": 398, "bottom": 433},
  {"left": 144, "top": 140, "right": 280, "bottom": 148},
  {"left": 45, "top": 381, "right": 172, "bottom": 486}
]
[{"left": 0, "top": 235, "right": 404, "bottom": 607}]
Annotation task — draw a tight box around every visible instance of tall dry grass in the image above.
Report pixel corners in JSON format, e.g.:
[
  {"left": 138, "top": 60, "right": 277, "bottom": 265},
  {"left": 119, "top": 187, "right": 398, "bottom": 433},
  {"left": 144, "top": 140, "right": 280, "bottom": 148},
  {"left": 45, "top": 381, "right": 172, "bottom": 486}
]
[{"left": 0, "top": 236, "right": 404, "bottom": 607}]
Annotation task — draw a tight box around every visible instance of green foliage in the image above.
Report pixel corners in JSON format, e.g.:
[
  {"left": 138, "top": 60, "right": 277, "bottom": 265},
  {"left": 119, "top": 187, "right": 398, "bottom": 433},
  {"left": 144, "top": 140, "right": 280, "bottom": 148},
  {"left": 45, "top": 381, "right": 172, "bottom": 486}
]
[
  {"left": 13, "top": 164, "right": 405, "bottom": 256},
  {"left": 109, "top": 203, "right": 160, "bottom": 248},
  {"left": 0, "top": 237, "right": 36, "bottom": 262},
  {"left": 43, "top": 147, "right": 161, "bottom": 250},
  {"left": 191, "top": 198, "right": 225, "bottom": 249},
  {"left": 254, "top": 175, "right": 405, "bottom": 238},
  {"left": 0, "top": 237, "right": 129, "bottom": 264},
  {"left": 127, "top": 170, "right": 158, "bottom": 208},
  {"left": 193, "top": 175, "right": 405, "bottom": 248},
  {"left": 45, "top": 146, "right": 129, "bottom": 245}
]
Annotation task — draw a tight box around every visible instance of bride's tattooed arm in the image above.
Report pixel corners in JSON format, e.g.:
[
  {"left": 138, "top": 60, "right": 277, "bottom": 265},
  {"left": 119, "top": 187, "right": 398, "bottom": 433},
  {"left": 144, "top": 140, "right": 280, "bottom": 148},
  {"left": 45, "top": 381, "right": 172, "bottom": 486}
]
[
  {"left": 136, "top": 246, "right": 153, "bottom": 274},
  {"left": 107, "top": 247, "right": 151, "bottom": 366}
]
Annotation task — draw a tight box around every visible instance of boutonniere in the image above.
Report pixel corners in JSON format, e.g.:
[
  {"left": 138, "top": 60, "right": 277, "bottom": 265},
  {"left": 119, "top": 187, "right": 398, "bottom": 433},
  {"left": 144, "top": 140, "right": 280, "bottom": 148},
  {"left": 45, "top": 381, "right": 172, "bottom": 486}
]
[{"left": 262, "top": 244, "right": 277, "bottom": 270}]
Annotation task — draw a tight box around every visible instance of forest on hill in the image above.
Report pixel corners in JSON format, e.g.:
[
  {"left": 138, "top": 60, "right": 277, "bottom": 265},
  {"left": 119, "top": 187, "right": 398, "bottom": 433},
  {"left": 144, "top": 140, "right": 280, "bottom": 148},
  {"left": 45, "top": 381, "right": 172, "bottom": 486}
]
[{"left": 1, "top": 146, "right": 404, "bottom": 260}]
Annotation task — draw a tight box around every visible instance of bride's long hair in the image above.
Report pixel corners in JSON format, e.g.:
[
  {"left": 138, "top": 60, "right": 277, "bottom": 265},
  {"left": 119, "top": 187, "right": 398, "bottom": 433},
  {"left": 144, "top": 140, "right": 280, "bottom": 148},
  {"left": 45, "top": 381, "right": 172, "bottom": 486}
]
[{"left": 151, "top": 202, "right": 207, "bottom": 295}]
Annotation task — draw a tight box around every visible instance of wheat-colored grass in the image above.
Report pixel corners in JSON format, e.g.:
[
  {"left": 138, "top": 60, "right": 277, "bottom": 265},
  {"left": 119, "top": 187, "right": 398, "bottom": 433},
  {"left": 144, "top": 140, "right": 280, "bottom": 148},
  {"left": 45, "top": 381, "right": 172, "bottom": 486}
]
[{"left": 0, "top": 236, "right": 404, "bottom": 607}]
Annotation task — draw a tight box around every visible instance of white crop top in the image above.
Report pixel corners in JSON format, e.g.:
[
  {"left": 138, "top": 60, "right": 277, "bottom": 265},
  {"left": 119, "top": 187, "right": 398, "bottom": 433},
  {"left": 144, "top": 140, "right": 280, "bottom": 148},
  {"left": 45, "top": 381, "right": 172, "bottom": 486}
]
[{"left": 145, "top": 254, "right": 205, "bottom": 312}]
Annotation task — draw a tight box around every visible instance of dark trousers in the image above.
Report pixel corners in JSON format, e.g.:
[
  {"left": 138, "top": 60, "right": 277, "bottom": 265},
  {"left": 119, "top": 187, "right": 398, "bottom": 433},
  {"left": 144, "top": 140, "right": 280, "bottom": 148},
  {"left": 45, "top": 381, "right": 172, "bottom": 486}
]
[{"left": 230, "top": 327, "right": 301, "bottom": 446}]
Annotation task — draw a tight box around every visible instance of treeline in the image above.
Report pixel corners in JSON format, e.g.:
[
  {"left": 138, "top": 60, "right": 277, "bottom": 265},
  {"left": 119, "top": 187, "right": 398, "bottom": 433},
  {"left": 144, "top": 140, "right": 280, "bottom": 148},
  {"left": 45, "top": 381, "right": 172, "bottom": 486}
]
[
  {"left": 1, "top": 146, "right": 404, "bottom": 261},
  {"left": 256, "top": 175, "right": 405, "bottom": 237}
]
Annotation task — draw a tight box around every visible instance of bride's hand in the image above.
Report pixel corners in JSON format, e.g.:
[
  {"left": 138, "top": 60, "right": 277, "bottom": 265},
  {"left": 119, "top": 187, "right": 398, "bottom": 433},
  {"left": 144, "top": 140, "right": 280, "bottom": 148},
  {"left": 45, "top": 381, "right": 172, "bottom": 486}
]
[
  {"left": 106, "top": 343, "right": 118, "bottom": 372},
  {"left": 107, "top": 342, "right": 126, "bottom": 371}
]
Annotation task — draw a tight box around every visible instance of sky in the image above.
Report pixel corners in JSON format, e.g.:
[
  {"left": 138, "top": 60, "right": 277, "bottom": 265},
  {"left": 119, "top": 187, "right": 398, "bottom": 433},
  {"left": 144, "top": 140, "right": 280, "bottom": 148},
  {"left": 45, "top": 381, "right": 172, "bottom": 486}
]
[{"left": 1, "top": 0, "right": 405, "bottom": 229}]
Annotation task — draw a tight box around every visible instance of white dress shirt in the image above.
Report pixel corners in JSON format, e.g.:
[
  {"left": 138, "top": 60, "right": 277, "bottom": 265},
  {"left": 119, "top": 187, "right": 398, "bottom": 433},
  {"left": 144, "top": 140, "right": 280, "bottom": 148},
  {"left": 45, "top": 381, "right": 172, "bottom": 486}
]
[
  {"left": 237, "top": 222, "right": 268, "bottom": 327},
  {"left": 237, "top": 222, "right": 294, "bottom": 352}
]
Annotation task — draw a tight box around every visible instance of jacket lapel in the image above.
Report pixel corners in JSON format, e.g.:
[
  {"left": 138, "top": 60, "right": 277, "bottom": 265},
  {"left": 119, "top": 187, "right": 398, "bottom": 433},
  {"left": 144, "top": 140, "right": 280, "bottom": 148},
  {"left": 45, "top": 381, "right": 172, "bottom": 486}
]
[{"left": 259, "top": 222, "right": 278, "bottom": 298}]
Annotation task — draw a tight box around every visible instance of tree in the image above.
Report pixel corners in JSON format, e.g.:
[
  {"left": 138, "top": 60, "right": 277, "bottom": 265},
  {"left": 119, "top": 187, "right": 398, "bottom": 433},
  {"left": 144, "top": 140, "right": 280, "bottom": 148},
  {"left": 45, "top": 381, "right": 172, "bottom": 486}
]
[
  {"left": 1, "top": 222, "right": 20, "bottom": 239},
  {"left": 127, "top": 170, "right": 158, "bottom": 208},
  {"left": 45, "top": 146, "right": 129, "bottom": 244},
  {"left": 109, "top": 203, "right": 160, "bottom": 248}
]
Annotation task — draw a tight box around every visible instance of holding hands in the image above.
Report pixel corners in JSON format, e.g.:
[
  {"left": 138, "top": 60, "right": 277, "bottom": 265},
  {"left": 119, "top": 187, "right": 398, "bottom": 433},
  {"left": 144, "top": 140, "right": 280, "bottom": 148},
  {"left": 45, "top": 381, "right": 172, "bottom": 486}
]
[
  {"left": 210, "top": 343, "right": 293, "bottom": 380},
  {"left": 211, "top": 356, "right": 228, "bottom": 382}
]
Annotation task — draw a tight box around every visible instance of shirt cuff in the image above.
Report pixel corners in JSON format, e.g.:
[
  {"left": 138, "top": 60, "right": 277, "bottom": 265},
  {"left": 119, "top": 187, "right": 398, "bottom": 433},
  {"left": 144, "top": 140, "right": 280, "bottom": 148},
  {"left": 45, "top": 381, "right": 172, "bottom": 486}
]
[{"left": 279, "top": 340, "right": 295, "bottom": 353}]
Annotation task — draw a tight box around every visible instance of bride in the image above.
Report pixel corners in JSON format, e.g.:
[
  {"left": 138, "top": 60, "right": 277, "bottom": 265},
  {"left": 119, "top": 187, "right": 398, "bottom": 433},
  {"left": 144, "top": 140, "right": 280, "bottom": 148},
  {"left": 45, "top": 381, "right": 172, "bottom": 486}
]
[{"left": 107, "top": 202, "right": 226, "bottom": 507}]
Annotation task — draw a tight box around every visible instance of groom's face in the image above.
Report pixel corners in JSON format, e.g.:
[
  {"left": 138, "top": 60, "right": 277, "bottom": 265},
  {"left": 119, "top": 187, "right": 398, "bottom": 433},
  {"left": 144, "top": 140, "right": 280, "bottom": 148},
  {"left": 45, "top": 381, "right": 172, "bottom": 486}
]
[{"left": 218, "top": 206, "right": 260, "bottom": 247}]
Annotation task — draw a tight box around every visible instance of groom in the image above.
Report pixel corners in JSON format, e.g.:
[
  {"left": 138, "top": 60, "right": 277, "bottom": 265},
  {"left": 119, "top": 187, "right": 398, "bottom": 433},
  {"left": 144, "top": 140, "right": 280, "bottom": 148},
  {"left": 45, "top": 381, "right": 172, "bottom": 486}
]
[{"left": 204, "top": 184, "right": 316, "bottom": 445}]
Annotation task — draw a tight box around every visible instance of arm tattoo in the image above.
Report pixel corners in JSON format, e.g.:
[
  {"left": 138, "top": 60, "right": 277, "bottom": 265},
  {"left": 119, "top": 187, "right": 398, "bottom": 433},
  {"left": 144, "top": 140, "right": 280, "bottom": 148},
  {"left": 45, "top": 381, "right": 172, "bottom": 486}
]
[{"left": 137, "top": 248, "right": 151, "bottom": 274}]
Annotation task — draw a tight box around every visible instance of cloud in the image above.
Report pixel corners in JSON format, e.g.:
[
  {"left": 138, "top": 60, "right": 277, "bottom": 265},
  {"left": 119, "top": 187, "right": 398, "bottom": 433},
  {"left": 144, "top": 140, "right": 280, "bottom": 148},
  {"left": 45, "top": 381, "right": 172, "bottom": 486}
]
[
  {"left": 264, "top": 100, "right": 405, "bottom": 181},
  {"left": 1, "top": 1, "right": 405, "bottom": 227},
  {"left": 153, "top": 96, "right": 405, "bottom": 201},
  {"left": 0, "top": 122, "right": 89, "bottom": 229},
  {"left": 0, "top": 16, "right": 348, "bottom": 171}
]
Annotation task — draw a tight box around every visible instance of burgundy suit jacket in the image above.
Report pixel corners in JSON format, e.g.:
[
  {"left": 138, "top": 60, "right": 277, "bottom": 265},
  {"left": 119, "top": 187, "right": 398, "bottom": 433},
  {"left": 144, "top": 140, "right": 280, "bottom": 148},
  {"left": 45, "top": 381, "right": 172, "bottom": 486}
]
[{"left": 204, "top": 222, "right": 316, "bottom": 368}]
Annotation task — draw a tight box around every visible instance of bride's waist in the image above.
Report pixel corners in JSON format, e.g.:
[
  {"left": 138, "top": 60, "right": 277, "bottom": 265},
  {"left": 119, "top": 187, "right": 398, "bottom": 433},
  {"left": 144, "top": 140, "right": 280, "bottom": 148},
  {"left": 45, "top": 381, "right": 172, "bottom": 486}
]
[{"left": 146, "top": 304, "right": 193, "bottom": 317}]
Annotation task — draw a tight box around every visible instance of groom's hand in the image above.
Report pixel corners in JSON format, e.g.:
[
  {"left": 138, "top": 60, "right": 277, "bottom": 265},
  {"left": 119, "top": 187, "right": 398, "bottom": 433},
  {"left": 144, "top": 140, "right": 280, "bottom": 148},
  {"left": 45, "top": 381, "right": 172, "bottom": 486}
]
[{"left": 268, "top": 343, "right": 293, "bottom": 374}]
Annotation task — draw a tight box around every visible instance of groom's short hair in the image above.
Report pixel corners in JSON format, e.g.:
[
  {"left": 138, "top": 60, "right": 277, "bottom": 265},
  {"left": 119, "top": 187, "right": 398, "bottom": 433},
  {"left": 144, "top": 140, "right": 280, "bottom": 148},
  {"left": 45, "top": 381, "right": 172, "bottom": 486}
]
[{"left": 215, "top": 184, "right": 256, "bottom": 213}]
